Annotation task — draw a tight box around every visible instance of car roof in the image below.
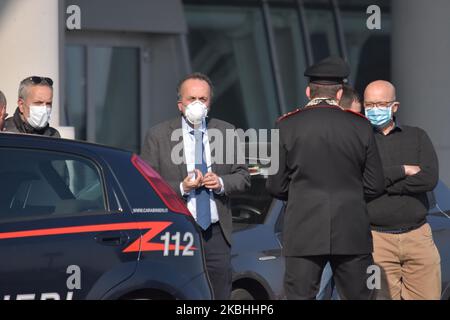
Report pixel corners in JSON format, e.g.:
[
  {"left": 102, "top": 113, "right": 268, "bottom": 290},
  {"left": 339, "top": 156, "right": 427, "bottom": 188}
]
[{"left": 0, "top": 132, "right": 133, "bottom": 156}]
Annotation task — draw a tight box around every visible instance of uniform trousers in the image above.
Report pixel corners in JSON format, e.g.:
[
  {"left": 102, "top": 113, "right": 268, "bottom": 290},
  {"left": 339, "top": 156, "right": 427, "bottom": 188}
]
[{"left": 285, "top": 254, "right": 375, "bottom": 300}]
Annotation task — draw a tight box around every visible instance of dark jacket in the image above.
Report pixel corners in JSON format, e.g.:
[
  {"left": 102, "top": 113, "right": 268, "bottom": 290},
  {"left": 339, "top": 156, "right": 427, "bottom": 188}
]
[
  {"left": 4, "top": 107, "right": 60, "bottom": 137},
  {"left": 140, "top": 117, "right": 251, "bottom": 245},
  {"left": 267, "top": 103, "right": 384, "bottom": 256}
]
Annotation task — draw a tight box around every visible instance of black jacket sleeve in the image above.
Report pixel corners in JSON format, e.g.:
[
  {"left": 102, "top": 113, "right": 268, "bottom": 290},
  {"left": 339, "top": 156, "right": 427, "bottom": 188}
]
[
  {"left": 266, "top": 123, "right": 290, "bottom": 201},
  {"left": 363, "top": 130, "right": 385, "bottom": 200},
  {"left": 221, "top": 128, "right": 251, "bottom": 196},
  {"left": 383, "top": 165, "right": 406, "bottom": 187},
  {"left": 386, "top": 129, "right": 439, "bottom": 195}
]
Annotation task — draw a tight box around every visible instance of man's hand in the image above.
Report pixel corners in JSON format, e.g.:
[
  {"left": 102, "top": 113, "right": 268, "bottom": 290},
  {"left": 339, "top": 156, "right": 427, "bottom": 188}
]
[
  {"left": 202, "top": 172, "right": 222, "bottom": 192},
  {"left": 0, "top": 106, "right": 7, "bottom": 132},
  {"left": 182, "top": 169, "right": 203, "bottom": 193},
  {"left": 404, "top": 165, "right": 421, "bottom": 176}
]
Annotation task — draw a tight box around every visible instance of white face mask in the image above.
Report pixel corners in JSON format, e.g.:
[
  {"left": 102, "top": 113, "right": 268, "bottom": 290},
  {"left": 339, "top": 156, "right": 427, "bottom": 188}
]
[
  {"left": 27, "top": 105, "right": 51, "bottom": 129},
  {"left": 184, "top": 100, "right": 208, "bottom": 125}
]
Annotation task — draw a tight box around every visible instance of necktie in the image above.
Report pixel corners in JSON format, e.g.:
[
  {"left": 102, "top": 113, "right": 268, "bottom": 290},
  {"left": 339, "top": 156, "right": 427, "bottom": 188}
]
[{"left": 194, "top": 129, "right": 211, "bottom": 230}]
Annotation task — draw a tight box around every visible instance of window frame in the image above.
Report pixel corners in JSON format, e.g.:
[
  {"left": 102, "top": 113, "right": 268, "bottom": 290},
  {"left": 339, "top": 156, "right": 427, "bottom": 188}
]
[
  {"left": 64, "top": 31, "right": 151, "bottom": 152},
  {"left": 0, "top": 146, "right": 115, "bottom": 224},
  {"left": 183, "top": 0, "right": 350, "bottom": 121}
]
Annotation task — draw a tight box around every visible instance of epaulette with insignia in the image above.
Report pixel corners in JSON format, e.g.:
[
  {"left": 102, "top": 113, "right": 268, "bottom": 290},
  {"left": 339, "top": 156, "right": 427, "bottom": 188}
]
[
  {"left": 277, "top": 108, "right": 301, "bottom": 122},
  {"left": 345, "top": 109, "right": 368, "bottom": 120}
]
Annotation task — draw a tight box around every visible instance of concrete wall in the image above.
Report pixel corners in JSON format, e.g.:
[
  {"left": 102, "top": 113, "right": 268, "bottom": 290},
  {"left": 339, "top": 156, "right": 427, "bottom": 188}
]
[
  {"left": 67, "top": 0, "right": 186, "bottom": 34},
  {"left": 0, "top": 0, "right": 62, "bottom": 130},
  {"left": 392, "top": 0, "right": 450, "bottom": 186}
]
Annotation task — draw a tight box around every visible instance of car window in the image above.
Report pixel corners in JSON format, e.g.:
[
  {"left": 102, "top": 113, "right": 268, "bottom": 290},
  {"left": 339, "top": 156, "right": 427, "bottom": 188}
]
[
  {"left": 0, "top": 148, "right": 106, "bottom": 222},
  {"left": 230, "top": 168, "right": 273, "bottom": 225}
]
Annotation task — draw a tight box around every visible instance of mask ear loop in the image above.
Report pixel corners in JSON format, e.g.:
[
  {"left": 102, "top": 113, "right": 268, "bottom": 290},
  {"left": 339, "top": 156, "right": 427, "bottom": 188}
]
[{"left": 387, "top": 105, "right": 393, "bottom": 122}]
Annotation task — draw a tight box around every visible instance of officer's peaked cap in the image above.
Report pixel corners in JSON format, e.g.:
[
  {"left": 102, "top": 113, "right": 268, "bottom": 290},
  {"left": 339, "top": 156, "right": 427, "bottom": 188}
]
[{"left": 304, "top": 56, "right": 350, "bottom": 85}]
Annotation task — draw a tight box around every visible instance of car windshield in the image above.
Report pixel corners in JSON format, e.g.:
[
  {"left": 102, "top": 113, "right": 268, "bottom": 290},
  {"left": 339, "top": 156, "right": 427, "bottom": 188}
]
[{"left": 230, "top": 164, "right": 273, "bottom": 225}]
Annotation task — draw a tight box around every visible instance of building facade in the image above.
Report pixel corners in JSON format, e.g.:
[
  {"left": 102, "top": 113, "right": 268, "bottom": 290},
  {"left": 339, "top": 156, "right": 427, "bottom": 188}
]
[{"left": 1, "top": 0, "right": 449, "bottom": 186}]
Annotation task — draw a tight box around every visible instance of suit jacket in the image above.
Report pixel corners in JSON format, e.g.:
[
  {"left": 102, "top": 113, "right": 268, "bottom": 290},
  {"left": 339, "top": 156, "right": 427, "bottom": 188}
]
[
  {"left": 267, "top": 103, "right": 384, "bottom": 256},
  {"left": 140, "top": 116, "right": 250, "bottom": 245}
]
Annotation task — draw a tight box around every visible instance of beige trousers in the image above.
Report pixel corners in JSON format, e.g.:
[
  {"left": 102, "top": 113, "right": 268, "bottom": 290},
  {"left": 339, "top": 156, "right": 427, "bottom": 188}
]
[{"left": 372, "top": 223, "right": 441, "bottom": 300}]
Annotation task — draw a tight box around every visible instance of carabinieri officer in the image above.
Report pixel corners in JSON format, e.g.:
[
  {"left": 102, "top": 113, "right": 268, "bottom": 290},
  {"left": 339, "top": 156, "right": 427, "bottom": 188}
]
[{"left": 267, "top": 56, "right": 384, "bottom": 300}]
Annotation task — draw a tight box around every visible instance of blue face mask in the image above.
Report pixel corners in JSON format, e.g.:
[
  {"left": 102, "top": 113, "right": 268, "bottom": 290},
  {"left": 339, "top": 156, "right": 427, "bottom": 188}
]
[{"left": 365, "top": 106, "right": 393, "bottom": 129}]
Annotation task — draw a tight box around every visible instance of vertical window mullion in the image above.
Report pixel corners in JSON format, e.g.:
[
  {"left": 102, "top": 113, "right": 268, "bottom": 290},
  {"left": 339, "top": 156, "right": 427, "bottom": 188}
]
[
  {"left": 86, "top": 46, "right": 97, "bottom": 143},
  {"left": 295, "top": 0, "right": 314, "bottom": 66},
  {"left": 139, "top": 46, "right": 149, "bottom": 151},
  {"left": 330, "top": 0, "right": 349, "bottom": 62},
  {"left": 261, "top": 0, "right": 288, "bottom": 115}
]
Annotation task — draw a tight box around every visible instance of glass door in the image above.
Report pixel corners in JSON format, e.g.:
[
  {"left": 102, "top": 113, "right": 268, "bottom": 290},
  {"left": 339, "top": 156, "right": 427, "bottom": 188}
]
[{"left": 65, "top": 35, "right": 151, "bottom": 153}]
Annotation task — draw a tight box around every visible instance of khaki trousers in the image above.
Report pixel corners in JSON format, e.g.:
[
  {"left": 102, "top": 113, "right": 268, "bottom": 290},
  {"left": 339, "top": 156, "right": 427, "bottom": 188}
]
[{"left": 372, "top": 223, "right": 441, "bottom": 300}]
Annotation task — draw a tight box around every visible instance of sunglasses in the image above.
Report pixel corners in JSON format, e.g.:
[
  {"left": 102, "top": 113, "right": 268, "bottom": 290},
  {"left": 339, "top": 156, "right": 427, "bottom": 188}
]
[{"left": 23, "top": 76, "right": 54, "bottom": 86}]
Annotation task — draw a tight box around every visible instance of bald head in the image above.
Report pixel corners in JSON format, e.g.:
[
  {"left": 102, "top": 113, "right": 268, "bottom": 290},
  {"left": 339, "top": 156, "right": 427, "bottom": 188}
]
[
  {"left": 363, "top": 81, "right": 400, "bottom": 128},
  {"left": 364, "top": 80, "right": 396, "bottom": 103}
]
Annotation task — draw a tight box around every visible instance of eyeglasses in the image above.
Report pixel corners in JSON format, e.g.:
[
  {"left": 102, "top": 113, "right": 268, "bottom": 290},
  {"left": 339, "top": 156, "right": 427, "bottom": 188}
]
[
  {"left": 23, "top": 76, "right": 54, "bottom": 86},
  {"left": 364, "top": 101, "right": 395, "bottom": 109}
]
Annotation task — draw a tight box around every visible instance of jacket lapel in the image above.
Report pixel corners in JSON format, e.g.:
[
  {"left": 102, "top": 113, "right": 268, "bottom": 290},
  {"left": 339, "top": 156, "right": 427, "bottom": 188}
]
[
  {"left": 169, "top": 117, "right": 188, "bottom": 179},
  {"left": 206, "top": 118, "right": 219, "bottom": 174}
]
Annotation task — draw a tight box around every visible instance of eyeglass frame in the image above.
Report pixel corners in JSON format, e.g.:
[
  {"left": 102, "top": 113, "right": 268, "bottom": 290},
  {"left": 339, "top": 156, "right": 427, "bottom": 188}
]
[{"left": 363, "top": 101, "right": 398, "bottom": 109}]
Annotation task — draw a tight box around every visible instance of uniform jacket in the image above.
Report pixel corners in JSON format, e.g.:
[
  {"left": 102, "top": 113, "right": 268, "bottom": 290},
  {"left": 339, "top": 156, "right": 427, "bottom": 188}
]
[{"left": 267, "top": 102, "right": 384, "bottom": 256}]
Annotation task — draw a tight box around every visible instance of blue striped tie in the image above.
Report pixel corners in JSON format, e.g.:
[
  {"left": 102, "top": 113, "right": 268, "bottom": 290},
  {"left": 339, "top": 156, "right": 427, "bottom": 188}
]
[{"left": 194, "top": 129, "right": 211, "bottom": 230}]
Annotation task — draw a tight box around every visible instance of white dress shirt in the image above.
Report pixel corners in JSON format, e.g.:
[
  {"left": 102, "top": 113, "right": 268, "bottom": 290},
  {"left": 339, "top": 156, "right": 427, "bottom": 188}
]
[{"left": 179, "top": 117, "right": 224, "bottom": 223}]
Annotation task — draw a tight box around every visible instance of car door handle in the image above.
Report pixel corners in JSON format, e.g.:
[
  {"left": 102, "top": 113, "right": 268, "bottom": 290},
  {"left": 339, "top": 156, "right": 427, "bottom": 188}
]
[
  {"left": 95, "top": 231, "right": 130, "bottom": 246},
  {"left": 259, "top": 256, "right": 277, "bottom": 261}
]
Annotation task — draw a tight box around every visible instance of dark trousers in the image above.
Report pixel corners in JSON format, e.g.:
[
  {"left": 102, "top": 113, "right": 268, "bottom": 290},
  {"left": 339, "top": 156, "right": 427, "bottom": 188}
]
[
  {"left": 285, "top": 254, "right": 375, "bottom": 300},
  {"left": 202, "top": 223, "right": 232, "bottom": 300}
]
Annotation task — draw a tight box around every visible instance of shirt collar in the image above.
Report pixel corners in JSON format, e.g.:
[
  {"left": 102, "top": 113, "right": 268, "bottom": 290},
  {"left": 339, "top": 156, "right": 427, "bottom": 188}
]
[
  {"left": 182, "top": 116, "right": 207, "bottom": 134},
  {"left": 374, "top": 117, "right": 403, "bottom": 135},
  {"left": 393, "top": 117, "right": 403, "bottom": 130}
]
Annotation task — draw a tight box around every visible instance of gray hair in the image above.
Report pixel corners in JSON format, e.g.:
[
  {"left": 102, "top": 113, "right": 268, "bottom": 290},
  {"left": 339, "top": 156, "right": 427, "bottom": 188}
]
[
  {"left": 176, "top": 72, "right": 214, "bottom": 101},
  {"left": 18, "top": 77, "right": 53, "bottom": 100},
  {"left": 0, "top": 90, "right": 6, "bottom": 107}
]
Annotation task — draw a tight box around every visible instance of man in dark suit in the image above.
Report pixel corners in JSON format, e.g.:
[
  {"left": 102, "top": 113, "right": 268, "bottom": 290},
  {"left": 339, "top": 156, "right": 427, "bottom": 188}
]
[
  {"left": 267, "top": 57, "right": 384, "bottom": 300},
  {"left": 141, "top": 72, "right": 250, "bottom": 299}
]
